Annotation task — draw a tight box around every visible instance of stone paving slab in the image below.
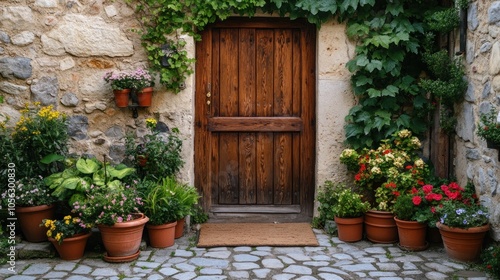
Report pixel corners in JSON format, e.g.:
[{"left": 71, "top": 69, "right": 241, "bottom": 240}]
[{"left": 0, "top": 229, "right": 493, "bottom": 279}]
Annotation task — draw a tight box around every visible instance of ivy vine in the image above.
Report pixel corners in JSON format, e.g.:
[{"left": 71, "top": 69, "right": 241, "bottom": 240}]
[{"left": 127, "top": 0, "right": 466, "bottom": 149}]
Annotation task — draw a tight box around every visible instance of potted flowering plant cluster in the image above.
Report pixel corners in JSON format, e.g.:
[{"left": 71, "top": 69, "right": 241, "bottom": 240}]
[
  {"left": 477, "top": 108, "right": 500, "bottom": 151},
  {"left": 41, "top": 215, "right": 92, "bottom": 260},
  {"left": 340, "top": 129, "right": 430, "bottom": 244},
  {"left": 103, "top": 67, "right": 155, "bottom": 108}
]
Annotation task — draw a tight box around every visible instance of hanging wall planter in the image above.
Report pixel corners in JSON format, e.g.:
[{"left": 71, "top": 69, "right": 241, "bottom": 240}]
[
  {"left": 113, "top": 89, "right": 130, "bottom": 108},
  {"left": 138, "top": 87, "right": 154, "bottom": 107}
]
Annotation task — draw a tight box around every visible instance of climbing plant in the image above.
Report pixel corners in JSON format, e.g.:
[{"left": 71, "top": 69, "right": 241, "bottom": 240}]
[{"left": 126, "top": 0, "right": 465, "bottom": 148}]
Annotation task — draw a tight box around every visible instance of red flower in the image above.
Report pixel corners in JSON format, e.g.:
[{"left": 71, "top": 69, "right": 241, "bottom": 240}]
[
  {"left": 422, "top": 184, "right": 433, "bottom": 194},
  {"left": 393, "top": 191, "right": 400, "bottom": 197},
  {"left": 412, "top": 196, "right": 422, "bottom": 206},
  {"left": 430, "top": 206, "right": 436, "bottom": 213},
  {"left": 406, "top": 165, "right": 413, "bottom": 170},
  {"left": 354, "top": 174, "right": 361, "bottom": 181},
  {"left": 411, "top": 187, "right": 418, "bottom": 194},
  {"left": 383, "top": 149, "right": 391, "bottom": 154},
  {"left": 360, "top": 163, "right": 366, "bottom": 172}
]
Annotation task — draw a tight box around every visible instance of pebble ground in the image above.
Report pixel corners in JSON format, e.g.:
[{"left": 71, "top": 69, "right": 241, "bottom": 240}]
[{"left": 0, "top": 228, "right": 493, "bottom": 280}]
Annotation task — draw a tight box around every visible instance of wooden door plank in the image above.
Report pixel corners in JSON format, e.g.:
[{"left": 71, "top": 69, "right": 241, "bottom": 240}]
[
  {"left": 256, "top": 29, "right": 275, "bottom": 204},
  {"left": 274, "top": 133, "right": 292, "bottom": 204},
  {"left": 208, "top": 117, "right": 302, "bottom": 132},
  {"left": 219, "top": 133, "right": 239, "bottom": 204},
  {"left": 274, "top": 29, "right": 293, "bottom": 117},
  {"left": 238, "top": 29, "right": 257, "bottom": 204},
  {"left": 210, "top": 29, "right": 221, "bottom": 206},
  {"left": 292, "top": 29, "right": 302, "bottom": 204}
]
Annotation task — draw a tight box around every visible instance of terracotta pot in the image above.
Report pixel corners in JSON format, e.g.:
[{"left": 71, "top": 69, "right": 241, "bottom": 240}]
[
  {"left": 437, "top": 222, "right": 490, "bottom": 262},
  {"left": 97, "top": 213, "right": 149, "bottom": 262},
  {"left": 15, "top": 204, "right": 55, "bottom": 242},
  {"left": 138, "top": 87, "right": 154, "bottom": 107},
  {"left": 147, "top": 221, "right": 177, "bottom": 248},
  {"left": 394, "top": 217, "right": 427, "bottom": 251},
  {"left": 175, "top": 217, "right": 185, "bottom": 238},
  {"left": 49, "top": 232, "right": 91, "bottom": 260},
  {"left": 113, "top": 89, "right": 130, "bottom": 108},
  {"left": 137, "top": 155, "right": 147, "bottom": 167},
  {"left": 364, "top": 210, "right": 398, "bottom": 244},
  {"left": 334, "top": 216, "right": 364, "bottom": 242}
]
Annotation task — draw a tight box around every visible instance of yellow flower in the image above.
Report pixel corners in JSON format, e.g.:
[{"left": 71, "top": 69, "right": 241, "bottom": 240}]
[
  {"left": 44, "top": 220, "right": 52, "bottom": 228},
  {"left": 55, "top": 232, "right": 63, "bottom": 241},
  {"left": 46, "top": 230, "right": 52, "bottom": 237},
  {"left": 64, "top": 215, "right": 72, "bottom": 220},
  {"left": 65, "top": 220, "right": 70, "bottom": 225}
]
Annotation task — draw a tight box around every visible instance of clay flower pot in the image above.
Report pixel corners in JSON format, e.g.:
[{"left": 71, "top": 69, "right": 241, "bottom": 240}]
[
  {"left": 49, "top": 232, "right": 91, "bottom": 260},
  {"left": 15, "top": 204, "right": 55, "bottom": 242},
  {"left": 364, "top": 210, "right": 398, "bottom": 244},
  {"left": 97, "top": 213, "right": 149, "bottom": 263},
  {"left": 146, "top": 221, "right": 177, "bottom": 248},
  {"left": 437, "top": 222, "right": 490, "bottom": 262},
  {"left": 137, "top": 87, "right": 154, "bottom": 107},
  {"left": 113, "top": 89, "right": 130, "bottom": 108},
  {"left": 394, "top": 217, "right": 427, "bottom": 251},
  {"left": 175, "top": 217, "right": 185, "bottom": 239},
  {"left": 334, "top": 216, "right": 364, "bottom": 242}
]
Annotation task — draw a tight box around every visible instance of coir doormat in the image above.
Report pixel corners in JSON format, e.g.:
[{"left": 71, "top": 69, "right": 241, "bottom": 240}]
[{"left": 196, "top": 223, "right": 319, "bottom": 247}]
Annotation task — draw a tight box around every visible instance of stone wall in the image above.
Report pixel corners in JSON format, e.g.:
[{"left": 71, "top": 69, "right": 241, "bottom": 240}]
[
  {"left": 456, "top": 0, "right": 500, "bottom": 240},
  {"left": 0, "top": 1, "right": 354, "bottom": 208}
]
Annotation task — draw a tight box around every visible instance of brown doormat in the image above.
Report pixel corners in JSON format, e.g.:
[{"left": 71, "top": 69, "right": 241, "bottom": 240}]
[{"left": 197, "top": 223, "right": 319, "bottom": 247}]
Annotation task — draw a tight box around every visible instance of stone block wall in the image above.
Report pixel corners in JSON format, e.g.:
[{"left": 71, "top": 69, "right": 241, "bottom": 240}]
[{"left": 456, "top": 1, "right": 500, "bottom": 240}]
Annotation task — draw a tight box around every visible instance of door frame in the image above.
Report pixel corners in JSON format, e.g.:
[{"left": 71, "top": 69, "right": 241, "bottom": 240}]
[{"left": 194, "top": 17, "right": 317, "bottom": 218}]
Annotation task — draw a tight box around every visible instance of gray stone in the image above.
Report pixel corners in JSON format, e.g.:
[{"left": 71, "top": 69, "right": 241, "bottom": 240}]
[
  {"left": 456, "top": 102, "right": 475, "bottom": 142},
  {"left": 22, "top": 263, "right": 51, "bottom": 275},
  {"left": 35, "top": 0, "right": 58, "bottom": 8},
  {"left": 0, "top": 6, "right": 34, "bottom": 31},
  {"left": 425, "top": 271, "right": 450, "bottom": 280},
  {"left": 72, "top": 264, "right": 92, "bottom": 274},
  {"left": 228, "top": 271, "right": 249, "bottom": 278},
  {"left": 43, "top": 271, "right": 68, "bottom": 278},
  {"left": 482, "top": 82, "right": 491, "bottom": 99},
  {"left": 174, "top": 262, "right": 196, "bottom": 272},
  {"left": 195, "top": 276, "right": 226, "bottom": 280},
  {"left": 282, "top": 265, "right": 312, "bottom": 274},
  {"left": 158, "top": 267, "right": 179, "bottom": 276},
  {"left": 105, "top": 125, "right": 124, "bottom": 138},
  {"left": 468, "top": 3, "right": 479, "bottom": 31},
  {"left": 490, "top": 42, "right": 500, "bottom": 75},
  {"left": 232, "top": 262, "right": 259, "bottom": 270},
  {"left": 171, "top": 272, "right": 196, "bottom": 279},
  {"left": 11, "top": 31, "right": 35, "bottom": 46},
  {"left": 67, "top": 115, "right": 88, "bottom": 140},
  {"left": 253, "top": 268, "right": 271, "bottom": 278},
  {"left": 489, "top": 1, "right": 500, "bottom": 24},
  {"left": 262, "top": 258, "right": 284, "bottom": 269},
  {"left": 0, "top": 81, "right": 28, "bottom": 95},
  {"left": 465, "top": 82, "right": 475, "bottom": 102},
  {"left": 287, "top": 253, "right": 311, "bottom": 261},
  {"left": 31, "top": 76, "right": 58, "bottom": 106},
  {"left": 61, "top": 92, "right": 79, "bottom": 107},
  {"left": 203, "top": 251, "right": 231, "bottom": 259},
  {"left": 91, "top": 268, "right": 119, "bottom": 277},
  {"left": 466, "top": 149, "right": 481, "bottom": 160},
  {"left": 318, "top": 273, "right": 344, "bottom": 280},
  {"left": 480, "top": 41, "right": 492, "bottom": 53},
  {"left": 108, "top": 144, "right": 125, "bottom": 164},
  {"left": 66, "top": 276, "right": 94, "bottom": 280},
  {"left": 271, "top": 274, "right": 295, "bottom": 280},
  {"left": 0, "top": 57, "right": 32, "bottom": 80},
  {"left": 233, "top": 254, "right": 259, "bottom": 262},
  {"left": 54, "top": 262, "right": 77, "bottom": 271},
  {"left": 188, "top": 258, "right": 229, "bottom": 269},
  {"left": 41, "top": 14, "right": 133, "bottom": 57},
  {"left": 0, "top": 30, "right": 10, "bottom": 43},
  {"left": 174, "top": 249, "right": 194, "bottom": 258},
  {"left": 336, "top": 263, "right": 377, "bottom": 272},
  {"left": 5, "top": 276, "right": 37, "bottom": 280},
  {"left": 135, "top": 261, "right": 160, "bottom": 269},
  {"left": 199, "top": 268, "right": 222, "bottom": 275}
]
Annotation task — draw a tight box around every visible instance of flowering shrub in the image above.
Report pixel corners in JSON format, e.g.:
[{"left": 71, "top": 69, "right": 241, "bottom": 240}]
[
  {"left": 340, "top": 129, "right": 429, "bottom": 211},
  {"left": 103, "top": 67, "right": 154, "bottom": 90},
  {"left": 477, "top": 108, "right": 500, "bottom": 145},
  {"left": 437, "top": 199, "right": 489, "bottom": 228},
  {"left": 480, "top": 244, "right": 500, "bottom": 279},
  {"left": 71, "top": 183, "right": 144, "bottom": 226},
  {"left": 9, "top": 103, "right": 68, "bottom": 179},
  {"left": 1, "top": 176, "right": 55, "bottom": 207},
  {"left": 41, "top": 215, "right": 90, "bottom": 244}
]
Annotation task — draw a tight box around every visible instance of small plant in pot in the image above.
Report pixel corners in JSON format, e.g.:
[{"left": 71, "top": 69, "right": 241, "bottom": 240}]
[
  {"left": 332, "top": 188, "right": 370, "bottom": 242},
  {"left": 41, "top": 216, "right": 92, "bottom": 260},
  {"left": 142, "top": 177, "right": 182, "bottom": 248},
  {"left": 392, "top": 191, "right": 428, "bottom": 251}
]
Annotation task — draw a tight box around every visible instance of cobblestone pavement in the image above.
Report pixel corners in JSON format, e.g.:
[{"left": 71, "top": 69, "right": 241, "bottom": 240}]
[{"left": 0, "top": 229, "right": 492, "bottom": 280}]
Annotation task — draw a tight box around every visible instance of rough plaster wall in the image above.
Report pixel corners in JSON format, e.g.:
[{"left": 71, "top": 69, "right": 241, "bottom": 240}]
[
  {"left": 455, "top": 0, "right": 500, "bottom": 240},
  {"left": 314, "top": 20, "right": 356, "bottom": 216}
]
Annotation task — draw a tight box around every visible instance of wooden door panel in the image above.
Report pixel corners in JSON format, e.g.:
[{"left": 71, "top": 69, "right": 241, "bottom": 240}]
[{"left": 195, "top": 18, "right": 316, "bottom": 216}]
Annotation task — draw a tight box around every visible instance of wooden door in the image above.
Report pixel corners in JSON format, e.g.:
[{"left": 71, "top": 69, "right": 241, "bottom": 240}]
[{"left": 195, "top": 18, "right": 316, "bottom": 218}]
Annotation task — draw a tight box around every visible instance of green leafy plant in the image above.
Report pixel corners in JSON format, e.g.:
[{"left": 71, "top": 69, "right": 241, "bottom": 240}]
[
  {"left": 332, "top": 188, "right": 370, "bottom": 218},
  {"left": 41, "top": 215, "right": 91, "bottom": 244},
  {"left": 190, "top": 204, "right": 209, "bottom": 224},
  {"left": 45, "top": 157, "right": 136, "bottom": 206},
  {"left": 125, "top": 118, "right": 184, "bottom": 181},
  {"left": 142, "top": 177, "right": 182, "bottom": 225},
  {"left": 480, "top": 244, "right": 500, "bottom": 279},
  {"left": 477, "top": 108, "right": 500, "bottom": 145},
  {"left": 316, "top": 180, "right": 344, "bottom": 228}
]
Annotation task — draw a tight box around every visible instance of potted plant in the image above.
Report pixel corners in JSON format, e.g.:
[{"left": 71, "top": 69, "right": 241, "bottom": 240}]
[
  {"left": 11, "top": 176, "right": 57, "bottom": 242},
  {"left": 340, "top": 129, "right": 430, "bottom": 244},
  {"left": 41, "top": 215, "right": 92, "bottom": 260},
  {"left": 71, "top": 165, "right": 148, "bottom": 263},
  {"left": 316, "top": 180, "right": 343, "bottom": 235},
  {"left": 435, "top": 183, "right": 490, "bottom": 262},
  {"left": 332, "top": 188, "right": 370, "bottom": 242},
  {"left": 142, "top": 177, "right": 182, "bottom": 248},
  {"left": 392, "top": 191, "right": 428, "bottom": 251},
  {"left": 129, "top": 67, "right": 155, "bottom": 107},
  {"left": 125, "top": 118, "right": 184, "bottom": 181},
  {"left": 166, "top": 179, "right": 200, "bottom": 238},
  {"left": 103, "top": 70, "right": 135, "bottom": 107},
  {"left": 477, "top": 108, "right": 500, "bottom": 149}
]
